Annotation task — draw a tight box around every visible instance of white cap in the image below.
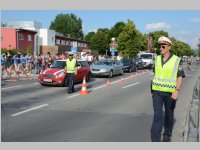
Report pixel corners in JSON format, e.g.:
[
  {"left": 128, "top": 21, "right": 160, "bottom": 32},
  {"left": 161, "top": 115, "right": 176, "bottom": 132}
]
[
  {"left": 158, "top": 36, "right": 172, "bottom": 45},
  {"left": 68, "top": 52, "right": 74, "bottom": 55}
]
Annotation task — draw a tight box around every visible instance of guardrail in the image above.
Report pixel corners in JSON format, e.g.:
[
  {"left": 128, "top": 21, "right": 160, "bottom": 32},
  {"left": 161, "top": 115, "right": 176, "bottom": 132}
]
[{"left": 183, "top": 76, "right": 200, "bottom": 142}]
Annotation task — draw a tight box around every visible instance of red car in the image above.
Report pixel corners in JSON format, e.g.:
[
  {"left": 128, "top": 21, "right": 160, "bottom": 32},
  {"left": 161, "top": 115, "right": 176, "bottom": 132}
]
[{"left": 38, "top": 60, "right": 91, "bottom": 86}]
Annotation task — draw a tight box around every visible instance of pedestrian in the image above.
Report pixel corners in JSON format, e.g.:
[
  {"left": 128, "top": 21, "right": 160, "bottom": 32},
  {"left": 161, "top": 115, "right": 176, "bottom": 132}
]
[
  {"left": 151, "top": 36, "right": 185, "bottom": 142},
  {"left": 65, "top": 52, "right": 77, "bottom": 94},
  {"left": 46, "top": 52, "right": 53, "bottom": 68},
  {"left": 6, "top": 52, "right": 13, "bottom": 72},
  {"left": 187, "top": 56, "right": 192, "bottom": 70}
]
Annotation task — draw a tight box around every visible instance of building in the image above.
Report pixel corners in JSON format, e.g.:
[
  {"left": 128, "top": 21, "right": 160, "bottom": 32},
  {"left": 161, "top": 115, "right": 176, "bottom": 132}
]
[
  {"left": 1, "top": 27, "right": 37, "bottom": 52},
  {"left": 2, "top": 21, "right": 89, "bottom": 57}
]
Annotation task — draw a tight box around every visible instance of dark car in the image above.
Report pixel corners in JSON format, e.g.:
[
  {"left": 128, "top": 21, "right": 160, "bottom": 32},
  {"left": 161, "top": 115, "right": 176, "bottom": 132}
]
[
  {"left": 121, "top": 59, "right": 137, "bottom": 73},
  {"left": 134, "top": 57, "right": 145, "bottom": 70}
]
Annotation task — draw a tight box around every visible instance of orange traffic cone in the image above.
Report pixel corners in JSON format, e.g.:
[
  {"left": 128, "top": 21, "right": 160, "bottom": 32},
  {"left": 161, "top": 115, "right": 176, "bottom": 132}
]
[
  {"left": 106, "top": 79, "right": 111, "bottom": 87},
  {"left": 80, "top": 76, "right": 89, "bottom": 95},
  {"left": 142, "top": 70, "right": 145, "bottom": 74},
  {"left": 130, "top": 74, "right": 133, "bottom": 79},
  {"left": 119, "top": 77, "right": 125, "bottom": 84}
]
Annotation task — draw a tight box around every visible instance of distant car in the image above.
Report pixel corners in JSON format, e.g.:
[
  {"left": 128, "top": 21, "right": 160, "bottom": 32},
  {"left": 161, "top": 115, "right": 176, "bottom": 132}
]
[
  {"left": 138, "top": 52, "right": 156, "bottom": 69},
  {"left": 134, "top": 57, "right": 145, "bottom": 70},
  {"left": 38, "top": 60, "right": 91, "bottom": 86},
  {"left": 90, "top": 59, "right": 123, "bottom": 78},
  {"left": 121, "top": 59, "right": 137, "bottom": 73}
]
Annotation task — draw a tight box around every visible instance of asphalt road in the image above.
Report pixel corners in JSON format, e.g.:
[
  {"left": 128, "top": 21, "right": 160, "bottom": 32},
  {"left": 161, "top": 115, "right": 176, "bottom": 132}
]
[{"left": 1, "top": 63, "right": 200, "bottom": 142}]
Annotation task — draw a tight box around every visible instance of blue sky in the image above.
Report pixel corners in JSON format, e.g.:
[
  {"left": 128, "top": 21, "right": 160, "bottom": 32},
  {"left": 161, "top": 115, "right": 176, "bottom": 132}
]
[{"left": 2, "top": 10, "right": 200, "bottom": 49}]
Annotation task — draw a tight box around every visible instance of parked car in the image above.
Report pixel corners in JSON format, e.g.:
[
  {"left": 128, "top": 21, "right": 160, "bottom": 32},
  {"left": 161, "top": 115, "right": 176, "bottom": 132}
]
[
  {"left": 134, "top": 57, "right": 145, "bottom": 70},
  {"left": 121, "top": 59, "right": 137, "bottom": 73},
  {"left": 90, "top": 59, "right": 123, "bottom": 78},
  {"left": 38, "top": 60, "right": 91, "bottom": 86}
]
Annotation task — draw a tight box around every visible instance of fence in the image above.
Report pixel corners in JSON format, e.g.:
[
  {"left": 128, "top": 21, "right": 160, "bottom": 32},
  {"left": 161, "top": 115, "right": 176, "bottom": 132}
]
[{"left": 183, "top": 76, "right": 200, "bottom": 142}]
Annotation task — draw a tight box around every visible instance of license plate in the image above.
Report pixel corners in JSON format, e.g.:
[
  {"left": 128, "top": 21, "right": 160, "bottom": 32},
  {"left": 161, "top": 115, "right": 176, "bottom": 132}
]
[{"left": 43, "top": 79, "right": 52, "bottom": 82}]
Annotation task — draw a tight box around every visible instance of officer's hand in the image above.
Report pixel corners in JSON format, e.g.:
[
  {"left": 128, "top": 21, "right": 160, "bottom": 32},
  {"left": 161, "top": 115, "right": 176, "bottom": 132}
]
[{"left": 171, "top": 90, "right": 179, "bottom": 100}]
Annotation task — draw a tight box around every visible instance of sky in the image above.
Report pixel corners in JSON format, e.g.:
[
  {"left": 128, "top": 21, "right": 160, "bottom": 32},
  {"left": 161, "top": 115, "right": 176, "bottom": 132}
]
[{"left": 1, "top": 10, "right": 200, "bottom": 49}]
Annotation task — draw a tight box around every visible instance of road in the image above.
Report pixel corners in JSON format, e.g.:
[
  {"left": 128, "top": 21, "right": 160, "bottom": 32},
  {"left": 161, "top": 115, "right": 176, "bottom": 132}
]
[{"left": 1, "top": 63, "right": 200, "bottom": 142}]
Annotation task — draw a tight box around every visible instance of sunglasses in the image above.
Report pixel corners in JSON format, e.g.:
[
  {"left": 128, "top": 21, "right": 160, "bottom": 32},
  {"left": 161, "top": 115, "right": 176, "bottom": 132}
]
[
  {"left": 159, "top": 45, "right": 169, "bottom": 49},
  {"left": 69, "top": 55, "right": 73, "bottom": 56}
]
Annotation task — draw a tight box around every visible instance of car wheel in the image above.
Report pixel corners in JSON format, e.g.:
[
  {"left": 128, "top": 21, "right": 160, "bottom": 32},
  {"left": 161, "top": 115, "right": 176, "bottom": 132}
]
[
  {"left": 120, "top": 69, "right": 124, "bottom": 75},
  {"left": 109, "top": 70, "right": 113, "bottom": 78},
  {"left": 129, "top": 68, "right": 132, "bottom": 73},
  {"left": 86, "top": 73, "right": 91, "bottom": 82}
]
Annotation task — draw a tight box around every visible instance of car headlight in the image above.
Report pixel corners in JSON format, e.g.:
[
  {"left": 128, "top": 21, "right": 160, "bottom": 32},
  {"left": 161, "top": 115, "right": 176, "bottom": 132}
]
[
  {"left": 57, "top": 72, "right": 65, "bottom": 77},
  {"left": 101, "top": 68, "right": 108, "bottom": 72}
]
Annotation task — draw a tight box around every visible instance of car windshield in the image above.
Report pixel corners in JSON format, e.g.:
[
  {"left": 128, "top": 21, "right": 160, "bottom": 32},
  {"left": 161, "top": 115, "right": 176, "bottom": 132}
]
[
  {"left": 94, "top": 61, "right": 112, "bottom": 66},
  {"left": 140, "top": 54, "right": 153, "bottom": 59},
  {"left": 50, "top": 61, "right": 66, "bottom": 69}
]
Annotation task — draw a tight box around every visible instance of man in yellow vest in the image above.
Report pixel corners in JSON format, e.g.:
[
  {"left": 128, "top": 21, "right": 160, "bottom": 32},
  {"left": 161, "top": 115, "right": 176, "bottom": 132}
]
[
  {"left": 66, "top": 52, "right": 77, "bottom": 93},
  {"left": 151, "top": 36, "right": 185, "bottom": 142}
]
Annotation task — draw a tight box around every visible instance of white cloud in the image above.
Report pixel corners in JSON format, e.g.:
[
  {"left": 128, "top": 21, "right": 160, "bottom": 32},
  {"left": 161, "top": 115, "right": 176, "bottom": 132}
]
[
  {"left": 190, "top": 17, "right": 200, "bottom": 23},
  {"left": 145, "top": 22, "right": 171, "bottom": 31}
]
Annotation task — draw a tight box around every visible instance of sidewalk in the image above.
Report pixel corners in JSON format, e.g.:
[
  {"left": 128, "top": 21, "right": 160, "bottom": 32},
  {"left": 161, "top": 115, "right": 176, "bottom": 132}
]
[{"left": 171, "top": 68, "right": 199, "bottom": 142}]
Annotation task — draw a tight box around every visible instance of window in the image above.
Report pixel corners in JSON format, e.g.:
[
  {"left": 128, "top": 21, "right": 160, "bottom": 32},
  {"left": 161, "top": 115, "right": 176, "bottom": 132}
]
[
  {"left": 19, "top": 33, "right": 24, "bottom": 40},
  {"left": 56, "top": 39, "right": 61, "bottom": 44},
  {"left": 28, "top": 35, "right": 32, "bottom": 41},
  {"left": 79, "top": 61, "right": 87, "bottom": 67},
  {"left": 1, "top": 36, "right": 3, "bottom": 41}
]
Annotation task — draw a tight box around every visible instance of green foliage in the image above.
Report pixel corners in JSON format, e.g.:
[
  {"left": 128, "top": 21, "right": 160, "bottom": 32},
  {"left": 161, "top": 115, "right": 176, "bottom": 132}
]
[
  {"left": 89, "top": 28, "right": 111, "bottom": 54},
  {"left": 110, "top": 22, "right": 126, "bottom": 38},
  {"left": 49, "top": 13, "right": 83, "bottom": 39},
  {"left": 27, "top": 45, "right": 33, "bottom": 54},
  {"left": 1, "top": 49, "right": 27, "bottom": 56},
  {"left": 118, "top": 20, "right": 144, "bottom": 58},
  {"left": 84, "top": 32, "right": 95, "bottom": 43},
  {"left": 148, "top": 31, "right": 169, "bottom": 54}
]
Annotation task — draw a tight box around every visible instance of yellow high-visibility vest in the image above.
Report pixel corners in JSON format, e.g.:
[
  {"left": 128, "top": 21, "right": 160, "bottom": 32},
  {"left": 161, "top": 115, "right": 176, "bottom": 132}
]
[
  {"left": 66, "top": 58, "right": 76, "bottom": 73},
  {"left": 152, "top": 54, "right": 180, "bottom": 93}
]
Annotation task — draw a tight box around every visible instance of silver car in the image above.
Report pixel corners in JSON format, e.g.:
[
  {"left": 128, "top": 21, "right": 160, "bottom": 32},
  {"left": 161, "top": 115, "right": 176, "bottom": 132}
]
[{"left": 90, "top": 59, "right": 123, "bottom": 78}]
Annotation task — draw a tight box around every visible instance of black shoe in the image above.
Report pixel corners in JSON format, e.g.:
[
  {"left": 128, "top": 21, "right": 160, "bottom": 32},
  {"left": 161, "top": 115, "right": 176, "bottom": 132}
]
[{"left": 162, "top": 135, "right": 171, "bottom": 142}]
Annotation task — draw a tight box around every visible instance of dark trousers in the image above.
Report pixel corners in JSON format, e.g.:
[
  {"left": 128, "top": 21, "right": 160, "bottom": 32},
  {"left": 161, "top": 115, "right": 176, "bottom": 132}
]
[
  {"left": 151, "top": 92, "right": 176, "bottom": 142},
  {"left": 67, "top": 73, "right": 75, "bottom": 93}
]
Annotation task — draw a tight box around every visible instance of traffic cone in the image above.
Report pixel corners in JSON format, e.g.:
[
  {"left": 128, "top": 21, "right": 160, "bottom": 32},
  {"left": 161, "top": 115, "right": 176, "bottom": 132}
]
[
  {"left": 106, "top": 79, "right": 111, "bottom": 87},
  {"left": 119, "top": 77, "right": 125, "bottom": 84},
  {"left": 80, "top": 76, "right": 89, "bottom": 95},
  {"left": 130, "top": 74, "right": 133, "bottom": 79},
  {"left": 142, "top": 70, "right": 145, "bottom": 74}
]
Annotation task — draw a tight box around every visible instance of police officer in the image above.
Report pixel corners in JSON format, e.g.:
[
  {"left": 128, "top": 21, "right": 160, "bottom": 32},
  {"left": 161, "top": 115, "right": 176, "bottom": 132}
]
[
  {"left": 66, "top": 52, "right": 77, "bottom": 93},
  {"left": 151, "top": 36, "right": 185, "bottom": 142}
]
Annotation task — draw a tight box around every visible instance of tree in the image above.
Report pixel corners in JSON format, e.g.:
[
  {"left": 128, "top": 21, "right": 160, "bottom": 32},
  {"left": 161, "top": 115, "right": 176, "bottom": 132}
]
[
  {"left": 110, "top": 22, "right": 126, "bottom": 38},
  {"left": 118, "top": 20, "right": 144, "bottom": 58},
  {"left": 147, "top": 31, "right": 169, "bottom": 54},
  {"left": 84, "top": 31, "right": 95, "bottom": 42},
  {"left": 49, "top": 13, "right": 83, "bottom": 39},
  {"left": 89, "top": 28, "right": 111, "bottom": 54}
]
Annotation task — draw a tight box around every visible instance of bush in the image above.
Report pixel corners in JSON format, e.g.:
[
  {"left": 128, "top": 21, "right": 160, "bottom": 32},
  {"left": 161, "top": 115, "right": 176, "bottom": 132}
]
[{"left": 1, "top": 49, "right": 27, "bottom": 56}]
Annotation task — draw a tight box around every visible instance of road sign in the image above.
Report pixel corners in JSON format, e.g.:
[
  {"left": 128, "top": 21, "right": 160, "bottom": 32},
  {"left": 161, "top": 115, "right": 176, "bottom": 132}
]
[
  {"left": 71, "top": 47, "right": 77, "bottom": 53},
  {"left": 111, "top": 51, "right": 115, "bottom": 56}
]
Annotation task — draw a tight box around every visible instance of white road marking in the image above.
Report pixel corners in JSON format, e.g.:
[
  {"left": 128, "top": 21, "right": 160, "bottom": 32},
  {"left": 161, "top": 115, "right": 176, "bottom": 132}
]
[
  {"left": 67, "top": 93, "right": 80, "bottom": 99},
  {"left": 93, "top": 84, "right": 106, "bottom": 90},
  {"left": 11, "top": 104, "right": 49, "bottom": 117},
  {"left": 122, "top": 82, "right": 140, "bottom": 89},
  {"left": 2, "top": 85, "right": 22, "bottom": 90}
]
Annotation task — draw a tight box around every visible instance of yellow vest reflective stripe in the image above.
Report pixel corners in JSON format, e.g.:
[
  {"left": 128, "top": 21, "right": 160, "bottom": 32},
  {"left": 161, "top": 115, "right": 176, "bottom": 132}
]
[
  {"left": 152, "top": 55, "right": 180, "bottom": 93},
  {"left": 66, "top": 58, "right": 76, "bottom": 73}
]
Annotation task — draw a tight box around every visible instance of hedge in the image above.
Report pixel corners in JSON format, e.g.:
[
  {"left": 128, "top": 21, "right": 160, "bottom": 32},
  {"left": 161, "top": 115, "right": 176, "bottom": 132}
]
[{"left": 1, "top": 49, "right": 28, "bottom": 56}]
